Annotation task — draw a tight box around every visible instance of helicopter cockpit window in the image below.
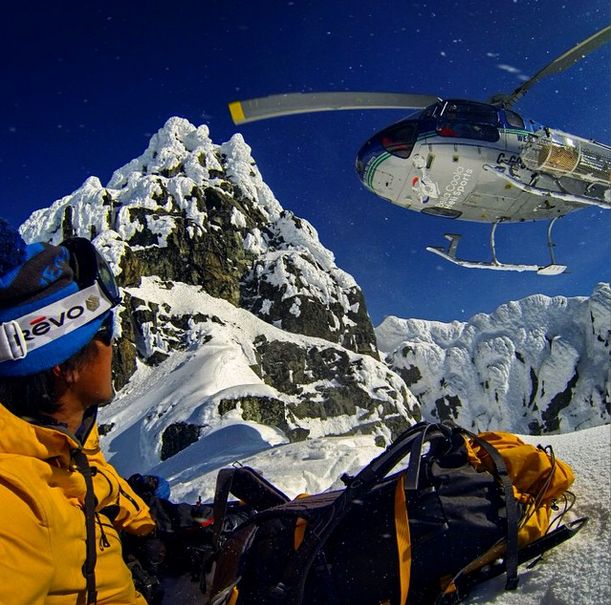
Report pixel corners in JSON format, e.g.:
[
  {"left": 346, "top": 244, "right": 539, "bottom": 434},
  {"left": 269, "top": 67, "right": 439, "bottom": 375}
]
[
  {"left": 437, "top": 101, "right": 500, "bottom": 142},
  {"left": 441, "top": 101, "right": 499, "bottom": 125},
  {"left": 504, "top": 110, "right": 525, "bottom": 129},
  {"left": 379, "top": 121, "right": 418, "bottom": 159},
  {"left": 420, "top": 103, "right": 439, "bottom": 119}
]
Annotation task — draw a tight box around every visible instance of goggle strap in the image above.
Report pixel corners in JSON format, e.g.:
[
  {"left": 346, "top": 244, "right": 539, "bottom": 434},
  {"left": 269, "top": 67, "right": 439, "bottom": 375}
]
[
  {"left": 0, "top": 321, "right": 27, "bottom": 363},
  {"left": 0, "top": 284, "right": 113, "bottom": 363}
]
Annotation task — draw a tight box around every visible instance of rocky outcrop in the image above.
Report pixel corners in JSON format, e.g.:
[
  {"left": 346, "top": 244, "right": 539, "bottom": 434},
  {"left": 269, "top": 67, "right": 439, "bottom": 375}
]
[
  {"left": 104, "top": 277, "right": 418, "bottom": 454},
  {"left": 161, "top": 422, "right": 202, "bottom": 460},
  {"left": 251, "top": 336, "right": 416, "bottom": 444},
  {"left": 240, "top": 212, "right": 378, "bottom": 358}
]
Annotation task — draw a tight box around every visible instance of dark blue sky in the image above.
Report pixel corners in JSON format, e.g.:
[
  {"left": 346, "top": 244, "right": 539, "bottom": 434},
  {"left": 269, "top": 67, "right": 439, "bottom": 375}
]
[{"left": 2, "top": 1, "right": 609, "bottom": 324}]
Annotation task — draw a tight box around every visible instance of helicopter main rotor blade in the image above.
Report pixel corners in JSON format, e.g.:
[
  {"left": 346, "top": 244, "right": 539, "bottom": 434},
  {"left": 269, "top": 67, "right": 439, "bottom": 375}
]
[
  {"left": 228, "top": 92, "right": 439, "bottom": 124},
  {"left": 490, "top": 24, "right": 611, "bottom": 107}
]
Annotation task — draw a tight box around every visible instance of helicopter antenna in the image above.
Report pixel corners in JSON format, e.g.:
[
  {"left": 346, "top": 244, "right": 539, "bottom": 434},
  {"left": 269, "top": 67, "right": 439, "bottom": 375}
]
[{"left": 490, "top": 24, "right": 611, "bottom": 107}]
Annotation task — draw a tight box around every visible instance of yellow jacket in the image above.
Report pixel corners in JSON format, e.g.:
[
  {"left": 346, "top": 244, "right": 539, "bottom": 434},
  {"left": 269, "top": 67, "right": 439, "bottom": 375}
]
[{"left": 0, "top": 403, "right": 156, "bottom": 604}]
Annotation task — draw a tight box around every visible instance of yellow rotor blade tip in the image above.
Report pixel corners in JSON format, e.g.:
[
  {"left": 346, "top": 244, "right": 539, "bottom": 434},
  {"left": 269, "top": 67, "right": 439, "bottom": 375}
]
[{"left": 228, "top": 101, "right": 246, "bottom": 124}]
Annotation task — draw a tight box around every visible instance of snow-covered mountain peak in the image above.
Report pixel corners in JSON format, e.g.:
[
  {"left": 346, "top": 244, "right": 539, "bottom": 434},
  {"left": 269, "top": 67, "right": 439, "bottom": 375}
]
[
  {"left": 17, "top": 116, "right": 408, "bottom": 460},
  {"left": 104, "top": 117, "right": 283, "bottom": 224},
  {"left": 377, "top": 315, "right": 466, "bottom": 352},
  {"left": 108, "top": 117, "right": 217, "bottom": 188},
  {"left": 19, "top": 117, "right": 374, "bottom": 356}
]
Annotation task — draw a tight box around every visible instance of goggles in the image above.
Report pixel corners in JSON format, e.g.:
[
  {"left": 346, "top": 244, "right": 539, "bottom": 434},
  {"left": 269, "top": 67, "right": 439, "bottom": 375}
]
[
  {"left": 62, "top": 238, "right": 121, "bottom": 307},
  {"left": 0, "top": 238, "right": 121, "bottom": 363}
]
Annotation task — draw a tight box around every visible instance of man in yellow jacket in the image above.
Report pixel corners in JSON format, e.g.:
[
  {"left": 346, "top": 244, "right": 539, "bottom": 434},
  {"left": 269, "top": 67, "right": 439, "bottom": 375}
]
[{"left": 0, "top": 220, "right": 156, "bottom": 604}]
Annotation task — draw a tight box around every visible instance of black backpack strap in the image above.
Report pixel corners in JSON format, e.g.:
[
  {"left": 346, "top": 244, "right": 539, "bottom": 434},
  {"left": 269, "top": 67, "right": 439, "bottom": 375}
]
[
  {"left": 211, "top": 468, "right": 236, "bottom": 550},
  {"left": 347, "top": 421, "right": 439, "bottom": 490},
  {"left": 71, "top": 448, "right": 98, "bottom": 605},
  {"left": 461, "top": 429, "right": 520, "bottom": 590},
  {"left": 229, "top": 466, "right": 290, "bottom": 509},
  {"left": 403, "top": 422, "right": 450, "bottom": 490},
  {"left": 439, "top": 518, "right": 589, "bottom": 603},
  {"left": 264, "top": 497, "right": 345, "bottom": 604}
]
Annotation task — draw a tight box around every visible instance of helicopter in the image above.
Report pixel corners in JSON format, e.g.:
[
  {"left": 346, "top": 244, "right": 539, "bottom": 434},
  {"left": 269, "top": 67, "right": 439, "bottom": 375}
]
[{"left": 228, "top": 26, "right": 611, "bottom": 275}]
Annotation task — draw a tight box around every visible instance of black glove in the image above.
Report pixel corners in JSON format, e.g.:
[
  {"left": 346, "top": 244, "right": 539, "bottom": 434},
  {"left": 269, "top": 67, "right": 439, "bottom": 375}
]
[{"left": 126, "top": 556, "right": 164, "bottom": 605}]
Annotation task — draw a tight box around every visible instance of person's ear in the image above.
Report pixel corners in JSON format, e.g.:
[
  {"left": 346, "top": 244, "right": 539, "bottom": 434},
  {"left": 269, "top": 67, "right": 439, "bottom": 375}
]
[{"left": 52, "top": 364, "right": 78, "bottom": 386}]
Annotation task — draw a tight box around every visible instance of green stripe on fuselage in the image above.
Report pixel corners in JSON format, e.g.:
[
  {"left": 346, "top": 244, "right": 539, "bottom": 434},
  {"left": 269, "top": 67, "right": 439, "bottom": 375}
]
[
  {"left": 365, "top": 151, "right": 391, "bottom": 189},
  {"left": 500, "top": 128, "right": 532, "bottom": 136},
  {"left": 417, "top": 131, "right": 436, "bottom": 142}
]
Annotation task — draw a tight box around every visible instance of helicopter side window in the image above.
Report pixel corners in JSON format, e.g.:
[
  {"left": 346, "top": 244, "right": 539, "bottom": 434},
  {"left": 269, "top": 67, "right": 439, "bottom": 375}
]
[
  {"left": 420, "top": 103, "right": 439, "bottom": 119},
  {"left": 504, "top": 110, "right": 525, "bottom": 129},
  {"left": 379, "top": 121, "right": 418, "bottom": 159}
]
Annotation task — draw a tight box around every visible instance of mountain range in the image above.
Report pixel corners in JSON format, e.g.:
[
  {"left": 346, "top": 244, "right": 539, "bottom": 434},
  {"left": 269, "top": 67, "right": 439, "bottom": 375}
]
[
  {"left": 17, "top": 116, "right": 611, "bottom": 604},
  {"left": 20, "top": 116, "right": 609, "bottom": 472}
]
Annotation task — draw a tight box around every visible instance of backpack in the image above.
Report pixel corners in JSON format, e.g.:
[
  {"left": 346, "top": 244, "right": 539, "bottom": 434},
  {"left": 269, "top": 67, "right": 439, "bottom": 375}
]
[{"left": 201, "top": 421, "right": 585, "bottom": 605}]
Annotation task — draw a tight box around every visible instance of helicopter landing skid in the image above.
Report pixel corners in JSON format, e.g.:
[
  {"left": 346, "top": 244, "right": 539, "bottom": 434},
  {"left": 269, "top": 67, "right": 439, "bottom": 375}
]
[{"left": 426, "top": 220, "right": 567, "bottom": 275}]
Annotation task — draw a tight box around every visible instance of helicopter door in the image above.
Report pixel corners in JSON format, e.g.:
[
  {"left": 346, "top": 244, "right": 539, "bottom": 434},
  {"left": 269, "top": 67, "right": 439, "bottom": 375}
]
[
  {"left": 427, "top": 101, "right": 502, "bottom": 216},
  {"left": 498, "top": 109, "right": 529, "bottom": 167}
]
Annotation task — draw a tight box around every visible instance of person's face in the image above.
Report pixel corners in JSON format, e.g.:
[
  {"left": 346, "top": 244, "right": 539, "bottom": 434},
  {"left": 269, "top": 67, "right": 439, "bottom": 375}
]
[{"left": 67, "top": 338, "right": 114, "bottom": 407}]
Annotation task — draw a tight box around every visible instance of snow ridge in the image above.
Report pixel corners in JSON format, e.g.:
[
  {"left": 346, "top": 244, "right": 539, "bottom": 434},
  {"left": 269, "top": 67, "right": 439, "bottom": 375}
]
[{"left": 377, "top": 284, "right": 610, "bottom": 433}]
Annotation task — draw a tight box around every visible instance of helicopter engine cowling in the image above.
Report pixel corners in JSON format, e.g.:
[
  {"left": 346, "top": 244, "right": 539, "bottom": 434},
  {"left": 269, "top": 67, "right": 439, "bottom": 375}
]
[{"left": 520, "top": 128, "right": 611, "bottom": 187}]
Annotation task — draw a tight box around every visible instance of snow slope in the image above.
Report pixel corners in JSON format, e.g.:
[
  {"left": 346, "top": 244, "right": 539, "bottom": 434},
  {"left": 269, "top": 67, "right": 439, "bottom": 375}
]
[{"left": 101, "top": 275, "right": 417, "bottom": 476}]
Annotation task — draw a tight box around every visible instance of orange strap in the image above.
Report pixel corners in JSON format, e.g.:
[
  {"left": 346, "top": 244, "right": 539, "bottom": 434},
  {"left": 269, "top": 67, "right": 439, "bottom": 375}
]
[
  {"left": 394, "top": 474, "right": 411, "bottom": 605},
  {"left": 227, "top": 586, "right": 239, "bottom": 605},
  {"left": 294, "top": 517, "right": 308, "bottom": 550}
]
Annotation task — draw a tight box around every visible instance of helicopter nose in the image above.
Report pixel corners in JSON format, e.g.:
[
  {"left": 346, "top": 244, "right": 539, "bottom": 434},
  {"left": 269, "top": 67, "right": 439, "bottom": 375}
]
[
  {"left": 355, "top": 136, "right": 384, "bottom": 183},
  {"left": 356, "top": 119, "right": 419, "bottom": 187}
]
